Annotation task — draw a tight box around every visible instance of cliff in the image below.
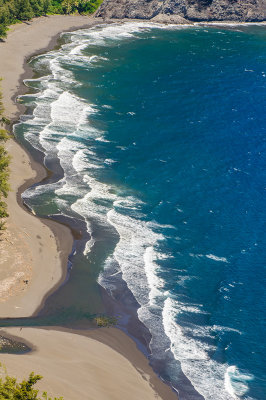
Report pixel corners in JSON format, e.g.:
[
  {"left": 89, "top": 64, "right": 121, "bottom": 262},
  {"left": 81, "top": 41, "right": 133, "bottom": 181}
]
[{"left": 95, "top": 0, "right": 266, "bottom": 22}]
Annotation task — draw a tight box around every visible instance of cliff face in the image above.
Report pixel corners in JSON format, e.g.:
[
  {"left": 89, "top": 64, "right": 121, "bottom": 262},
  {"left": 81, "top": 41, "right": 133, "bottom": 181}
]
[{"left": 95, "top": 0, "right": 266, "bottom": 22}]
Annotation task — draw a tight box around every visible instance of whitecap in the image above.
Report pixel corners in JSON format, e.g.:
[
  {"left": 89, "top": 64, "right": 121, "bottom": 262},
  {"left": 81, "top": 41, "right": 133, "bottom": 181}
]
[
  {"left": 206, "top": 254, "right": 229, "bottom": 263},
  {"left": 162, "top": 297, "right": 238, "bottom": 400},
  {"left": 225, "top": 366, "right": 254, "bottom": 399}
]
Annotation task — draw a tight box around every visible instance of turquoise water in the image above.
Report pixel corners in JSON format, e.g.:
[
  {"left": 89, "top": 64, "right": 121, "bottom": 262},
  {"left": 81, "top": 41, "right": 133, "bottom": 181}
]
[{"left": 15, "top": 22, "right": 266, "bottom": 399}]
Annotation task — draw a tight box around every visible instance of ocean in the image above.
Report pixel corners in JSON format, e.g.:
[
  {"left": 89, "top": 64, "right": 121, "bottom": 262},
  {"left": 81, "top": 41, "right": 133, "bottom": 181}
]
[{"left": 14, "top": 22, "right": 266, "bottom": 400}]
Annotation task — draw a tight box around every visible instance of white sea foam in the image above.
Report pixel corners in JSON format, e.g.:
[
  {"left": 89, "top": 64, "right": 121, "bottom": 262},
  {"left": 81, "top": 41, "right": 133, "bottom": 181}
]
[
  {"left": 95, "top": 135, "right": 110, "bottom": 142},
  {"left": 71, "top": 174, "right": 117, "bottom": 227},
  {"left": 56, "top": 137, "right": 86, "bottom": 177},
  {"left": 61, "top": 53, "right": 106, "bottom": 71},
  {"left": 225, "top": 367, "right": 239, "bottom": 399},
  {"left": 99, "top": 205, "right": 181, "bottom": 364},
  {"left": 206, "top": 254, "right": 228, "bottom": 263},
  {"left": 67, "top": 23, "right": 150, "bottom": 47},
  {"left": 72, "top": 149, "right": 98, "bottom": 173},
  {"left": 50, "top": 91, "right": 92, "bottom": 127},
  {"left": 55, "top": 178, "right": 82, "bottom": 197},
  {"left": 17, "top": 21, "right": 253, "bottom": 400},
  {"left": 60, "top": 20, "right": 195, "bottom": 57},
  {"left": 162, "top": 297, "right": 240, "bottom": 400},
  {"left": 225, "top": 366, "right": 254, "bottom": 399},
  {"left": 69, "top": 41, "right": 90, "bottom": 56},
  {"left": 49, "top": 54, "right": 75, "bottom": 83},
  {"left": 22, "top": 180, "right": 61, "bottom": 200},
  {"left": 190, "top": 253, "right": 229, "bottom": 263},
  {"left": 106, "top": 206, "right": 165, "bottom": 308},
  {"left": 143, "top": 247, "right": 165, "bottom": 304},
  {"left": 104, "top": 158, "right": 117, "bottom": 165},
  {"left": 163, "top": 298, "right": 209, "bottom": 361},
  {"left": 25, "top": 84, "right": 97, "bottom": 155},
  {"left": 83, "top": 234, "right": 96, "bottom": 256},
  {"left": 197, "top": 21, "right": 266, "bottom": 27},
  {"left": 100, "top": 205, "right": 168, "bottom": 330}
]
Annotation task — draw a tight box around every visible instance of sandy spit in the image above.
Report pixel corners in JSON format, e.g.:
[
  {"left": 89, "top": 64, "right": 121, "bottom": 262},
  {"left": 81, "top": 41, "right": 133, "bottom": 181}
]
[{"left": 0, "top": 327, "right": 177, "bottom": 400}]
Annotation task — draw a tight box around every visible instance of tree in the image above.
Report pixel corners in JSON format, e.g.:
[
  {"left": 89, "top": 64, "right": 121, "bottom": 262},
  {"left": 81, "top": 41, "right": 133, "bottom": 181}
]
[
  {"left": 30, "top": 0, "right": 44, "bottom": 17},
  {"left": 61, "top": 0, "right": 79, "bottom": 14},
  {"left": 0, "top": 22, "right": 7, "bottom": 39},
  {"left": 0, "top": 371, "right": 64, "bottom": 399},
  {"left": 43, "top": 0, "right": 50, "bottom": 15},
  {"left": 15, "top": 0, "right": 33, "bottom": 21},
  {"left": 5, "top": 0, "right": 18, "bottom": 23}
]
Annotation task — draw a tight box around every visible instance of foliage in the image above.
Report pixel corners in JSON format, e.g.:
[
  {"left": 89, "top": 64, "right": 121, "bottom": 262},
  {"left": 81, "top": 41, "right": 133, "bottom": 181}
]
[
  {"left": 0, "top": 369, "right": 63, "bottom": 399},
  {"left": 0, "top": 21, "right": 7, "bottom": 38},
  {"left": 0, "top": 81, "right": 10, "bottom": 231},
  {"left": 60, "top": 0, "right": 102, "bottom": 14},
  {"left": 0, "top": 0, "right": 103, "bottom": 39},
  {"left": 94, "top": 315, "right": 118, "bottom": 327}
]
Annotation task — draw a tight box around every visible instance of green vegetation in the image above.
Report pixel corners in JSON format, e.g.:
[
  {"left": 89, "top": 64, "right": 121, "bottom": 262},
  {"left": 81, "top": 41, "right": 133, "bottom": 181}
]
[
  {"left": 94, "top": 315, "right": 118, "bottom": 327},
  {"left": 0, "top": 0, "right": 103, "bottom": 39},
  {"left": 0, "top": 368, "right": 63, "bottom": 399},
  {"left": 0, "top": 81, "right": 10, "bottom": 231},
  {"left": 50, "top": 0, "right": 103, "bottom": 15}
]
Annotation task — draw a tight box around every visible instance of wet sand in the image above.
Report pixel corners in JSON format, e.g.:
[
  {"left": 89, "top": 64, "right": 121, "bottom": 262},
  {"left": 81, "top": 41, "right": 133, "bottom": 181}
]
[
  {"left": 0, "top": 14, "right": 99, "bottom": 317},
  {"left": 0, "top": 15, "right": 177, "bottom": 400}
]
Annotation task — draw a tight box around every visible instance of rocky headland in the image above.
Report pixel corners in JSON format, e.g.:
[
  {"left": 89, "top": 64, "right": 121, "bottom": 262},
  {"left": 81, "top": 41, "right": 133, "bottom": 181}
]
[{"left": 95, "top": 0, "right": 266, "bottom": 23}]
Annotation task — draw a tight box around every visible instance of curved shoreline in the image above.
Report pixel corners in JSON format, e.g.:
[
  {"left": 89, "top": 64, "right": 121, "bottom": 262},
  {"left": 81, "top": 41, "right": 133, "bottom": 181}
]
[
  {"left": 0, "top": 15, "right": 178, "bottom": 400},
  {"left": 1, "top": 16, "right": 265, "bottom": 317},
  {"left": 0, "top": 15, "right": 100, "bottom": 318},
  {"left": 0, "top": 326, "right": 177, "bottom": 400}
]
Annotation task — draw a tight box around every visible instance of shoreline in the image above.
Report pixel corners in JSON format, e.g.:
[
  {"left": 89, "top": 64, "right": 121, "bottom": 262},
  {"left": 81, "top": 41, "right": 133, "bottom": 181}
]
[
  {"left": 1, "top": 14, "right": 265, "bottom": 316},
  {"left": 0, "top": 14, "right": 178, "bottom": 400},
  {"left": 0, "top": 15, "right": 101, "bottom": 318},
  {"left": 0, "top": 326, "right": 177, "bottom": 400},
  {"left": 1, "top": 15, "right": 264, "bottom": 399}
]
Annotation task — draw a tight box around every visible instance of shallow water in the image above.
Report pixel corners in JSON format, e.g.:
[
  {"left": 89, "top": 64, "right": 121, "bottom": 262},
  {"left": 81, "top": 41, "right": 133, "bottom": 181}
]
[{"left": 15, "top": 22, "right": 266, "bottom": 399}]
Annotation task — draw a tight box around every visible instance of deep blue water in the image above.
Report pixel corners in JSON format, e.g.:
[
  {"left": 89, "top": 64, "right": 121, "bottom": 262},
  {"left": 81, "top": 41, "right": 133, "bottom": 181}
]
[{"left": 15, "top": 22, "right": 266, "bottom": 399}]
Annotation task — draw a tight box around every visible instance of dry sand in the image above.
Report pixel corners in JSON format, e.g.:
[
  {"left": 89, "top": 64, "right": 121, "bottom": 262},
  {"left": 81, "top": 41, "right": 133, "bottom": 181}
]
[
  {"left": 0, "top": 327, "right": 176, "bottom": 400},
  {"left": 0, "top": 15, "right": 177, "bottom": 400},
  {"left": 0, "top": 138, "right": 73, "bottom": 317}
]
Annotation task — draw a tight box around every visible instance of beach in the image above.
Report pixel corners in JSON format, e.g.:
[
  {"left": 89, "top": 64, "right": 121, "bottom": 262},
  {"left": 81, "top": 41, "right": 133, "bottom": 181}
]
[
  {"left": 0, "top": 326, "right": 175, "bottom": 400},
  {"left": 0, "top": 15, "right": 96, "bottom": 317},
  {"left": 0, "top": 15, "right": 177, "bottom": 400}
]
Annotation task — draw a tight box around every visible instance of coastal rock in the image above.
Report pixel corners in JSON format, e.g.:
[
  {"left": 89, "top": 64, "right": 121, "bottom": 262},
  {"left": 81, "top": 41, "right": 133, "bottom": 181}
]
[{"left": 95, "top": 0, "right": 266, "bottom": 22}]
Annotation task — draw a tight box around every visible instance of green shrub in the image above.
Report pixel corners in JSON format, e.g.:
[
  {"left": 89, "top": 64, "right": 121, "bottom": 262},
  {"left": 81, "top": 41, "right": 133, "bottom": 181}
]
[
  {"left": 0, "top": 0, "right": 104, "bottom": 39},
  {"left": 0, "top": 370, "right": 63, "bottom": 399},
  {"left": 94, "top": 315, "right": 118, "bottom": 327},
  {"left": 0, "top": 22, "right": 8, "bottom": 39}
]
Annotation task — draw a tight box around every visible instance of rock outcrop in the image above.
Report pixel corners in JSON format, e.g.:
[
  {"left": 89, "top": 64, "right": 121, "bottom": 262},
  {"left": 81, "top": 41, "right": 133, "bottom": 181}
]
[{"left": 95, "top": 0, "right": 266, "bottom": 22}]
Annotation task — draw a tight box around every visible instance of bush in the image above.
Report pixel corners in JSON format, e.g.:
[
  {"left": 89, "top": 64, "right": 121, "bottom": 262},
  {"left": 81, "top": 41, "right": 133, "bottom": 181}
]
[
  {"left": 0, "top": 370, "right": 63, "bottom": 399},
  {"left": 0, "top": 23, "right": 8, "bottom": 39},
  {"left": 0, "top": 0, "right": 104, "bottom": 38},
  {"left": 94, "top": 315, "right": 118, "bottom": 327}
]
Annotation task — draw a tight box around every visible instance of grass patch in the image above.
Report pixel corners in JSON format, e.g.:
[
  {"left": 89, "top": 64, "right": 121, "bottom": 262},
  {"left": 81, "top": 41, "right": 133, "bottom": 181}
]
[{"left": 94, "top": 315, "right": 118, "bottom": 328}]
